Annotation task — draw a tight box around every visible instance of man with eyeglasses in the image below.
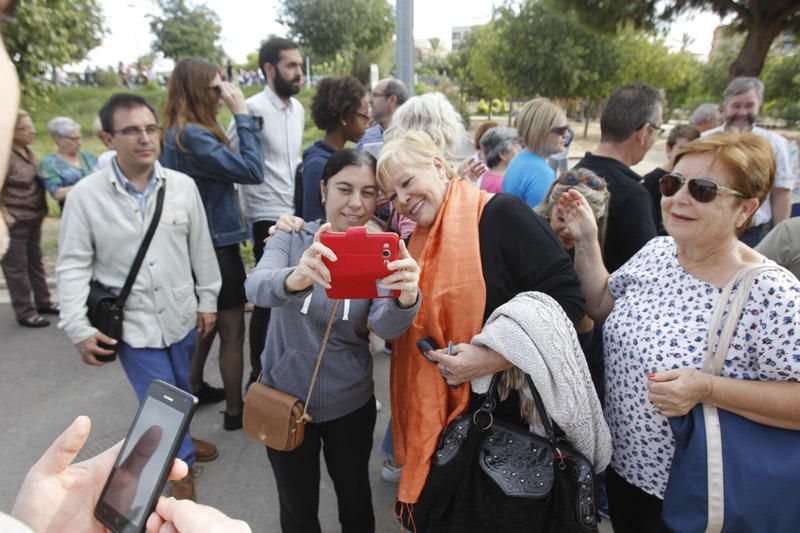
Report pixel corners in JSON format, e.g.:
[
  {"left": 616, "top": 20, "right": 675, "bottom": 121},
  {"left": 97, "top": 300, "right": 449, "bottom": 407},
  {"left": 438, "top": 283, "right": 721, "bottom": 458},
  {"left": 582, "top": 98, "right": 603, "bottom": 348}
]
[
  {"left": 57, "top": 93, "right": 222, "bottom": 499},
  {"left": 226, "top": 37, "right": 305, "bottom": 386},
  {"left": 573, "top": 83, "right": 663, "bottom": 273},
  {"left": 357, "top": 77, "right": 409, "bottom": 154},
  {"left": 702, "top": 77, "right": 793, "bottom": 247}
]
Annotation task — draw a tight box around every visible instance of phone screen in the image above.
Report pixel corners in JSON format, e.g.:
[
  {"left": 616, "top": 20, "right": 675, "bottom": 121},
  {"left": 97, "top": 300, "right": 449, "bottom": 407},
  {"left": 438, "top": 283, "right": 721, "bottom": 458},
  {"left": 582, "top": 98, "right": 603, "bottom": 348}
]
[{"left": 96, "top": 382, "right": 193, "bottom": 532}]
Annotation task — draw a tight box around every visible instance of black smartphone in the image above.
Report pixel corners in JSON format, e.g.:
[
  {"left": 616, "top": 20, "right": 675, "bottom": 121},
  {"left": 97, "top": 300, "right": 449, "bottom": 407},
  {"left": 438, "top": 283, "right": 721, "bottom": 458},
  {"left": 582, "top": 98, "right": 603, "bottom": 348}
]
[
  {"left": 416, "top": 336, "right": 439, "bottom": 363},
  {"left": 94, "top": 379, "right": 198, "bottom": 533}
]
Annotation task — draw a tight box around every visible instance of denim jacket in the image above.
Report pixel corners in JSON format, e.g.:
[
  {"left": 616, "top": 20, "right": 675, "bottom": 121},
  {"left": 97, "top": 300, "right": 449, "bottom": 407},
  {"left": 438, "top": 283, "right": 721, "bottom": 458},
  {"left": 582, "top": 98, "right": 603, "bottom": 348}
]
[{"left": 161, "top": 115, "right": 264, "bottom": 247}]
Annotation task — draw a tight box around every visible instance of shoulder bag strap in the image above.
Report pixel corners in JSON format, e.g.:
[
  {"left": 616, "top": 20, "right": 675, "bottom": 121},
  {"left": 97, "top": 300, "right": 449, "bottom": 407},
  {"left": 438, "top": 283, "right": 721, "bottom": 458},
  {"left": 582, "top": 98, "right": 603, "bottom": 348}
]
[
  {"left": 299, "top": 299, "right": 342, "bottom": 423},
  {"left": 702, "top": 263, "right": 786, "bottom": 533},
  {"left": 115, "top": 182, "right": 166, "bottom": 308}
]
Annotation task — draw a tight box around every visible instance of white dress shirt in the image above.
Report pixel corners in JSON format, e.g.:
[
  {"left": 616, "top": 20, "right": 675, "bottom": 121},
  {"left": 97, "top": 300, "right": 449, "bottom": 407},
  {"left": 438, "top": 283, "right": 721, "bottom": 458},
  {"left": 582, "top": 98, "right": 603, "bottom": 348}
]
[
  {"left": 703, "top": 125, "right": 792, "bottom": 226},
  {"left": 228, "top": 85, "right": 305, "bottom": 223}
]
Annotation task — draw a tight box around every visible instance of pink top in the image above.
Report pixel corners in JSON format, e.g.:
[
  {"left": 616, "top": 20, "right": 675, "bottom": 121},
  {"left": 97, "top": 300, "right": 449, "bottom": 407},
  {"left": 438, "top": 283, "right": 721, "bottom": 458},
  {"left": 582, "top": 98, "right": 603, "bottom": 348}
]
[{"left": 479, "top": 171, "right": 504, "bottom": 193}]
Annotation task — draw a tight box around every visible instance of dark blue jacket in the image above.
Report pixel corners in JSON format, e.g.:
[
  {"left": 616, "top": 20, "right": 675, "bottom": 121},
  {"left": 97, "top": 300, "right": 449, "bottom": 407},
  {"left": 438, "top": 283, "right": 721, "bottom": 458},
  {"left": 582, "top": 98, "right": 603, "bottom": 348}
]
[
  {"left": 300, "top": 140, "right": 336, "bottom": 222},
  {"left": 161, "top": 115, "right": 264, "bottom": 247}
]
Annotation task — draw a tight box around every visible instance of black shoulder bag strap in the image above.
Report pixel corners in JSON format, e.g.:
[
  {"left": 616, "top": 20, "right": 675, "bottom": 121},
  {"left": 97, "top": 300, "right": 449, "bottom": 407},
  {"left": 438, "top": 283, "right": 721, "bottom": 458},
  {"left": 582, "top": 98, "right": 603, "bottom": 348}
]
[{"left": 114, "top": 181, "right": 166, "bottom": 308}]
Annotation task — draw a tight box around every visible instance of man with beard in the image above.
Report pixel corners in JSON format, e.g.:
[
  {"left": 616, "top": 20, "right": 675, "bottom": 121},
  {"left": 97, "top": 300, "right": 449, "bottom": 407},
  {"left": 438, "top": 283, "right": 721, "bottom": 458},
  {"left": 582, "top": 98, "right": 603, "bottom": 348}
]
[
  {"left": 227, "top": 37, "right": 305, "bottom": 387},
  {"left": 703, "top": 77, "right": 792, "bottom": 246}
]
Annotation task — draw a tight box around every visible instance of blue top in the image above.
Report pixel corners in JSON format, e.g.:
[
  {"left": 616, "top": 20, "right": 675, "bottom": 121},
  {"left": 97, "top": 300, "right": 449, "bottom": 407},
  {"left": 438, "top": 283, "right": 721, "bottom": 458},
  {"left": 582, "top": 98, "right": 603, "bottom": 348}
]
[
  {"left": 39, "top": 151, "right": 97, "bottom": 198},
  {"left": 300, "top": 140, "right": 336, "bottom": 222},
  {"left": 501, "top": 150, "right": 556, "bottom": 209},
  {"left": 111, "top": 156, "right": 158, "bottom": 220},
  {"left": 356, "top": 124, "right": 384, "bottom": 149},
  {"left": 160, "top": 114, "right": 264, "bottom": 247}
]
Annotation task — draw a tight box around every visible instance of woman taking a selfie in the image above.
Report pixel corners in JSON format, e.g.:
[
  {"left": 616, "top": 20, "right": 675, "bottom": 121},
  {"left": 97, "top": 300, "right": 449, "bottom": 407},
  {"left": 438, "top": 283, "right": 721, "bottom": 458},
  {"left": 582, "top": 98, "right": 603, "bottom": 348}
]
[
  {"left": 160, "top": 57, "right": 264, "bottom": 429},
  {"left": 245, "top": 148, "right": 421, "bottom": 533}
]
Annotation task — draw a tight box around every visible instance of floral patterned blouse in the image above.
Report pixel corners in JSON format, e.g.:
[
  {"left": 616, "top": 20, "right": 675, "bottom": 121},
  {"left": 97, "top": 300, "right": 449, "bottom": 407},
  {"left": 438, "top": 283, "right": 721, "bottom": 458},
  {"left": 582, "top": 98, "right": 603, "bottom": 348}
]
[{"left": 604, "top": 236, "right": 800, "bottom": 498}]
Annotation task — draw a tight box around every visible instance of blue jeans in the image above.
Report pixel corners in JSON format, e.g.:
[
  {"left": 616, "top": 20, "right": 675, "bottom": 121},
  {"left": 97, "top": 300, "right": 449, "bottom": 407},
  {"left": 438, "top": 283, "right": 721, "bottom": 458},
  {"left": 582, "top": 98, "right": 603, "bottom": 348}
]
[{"left": 118, "top": 329, "right": 196, "bottom": 466}]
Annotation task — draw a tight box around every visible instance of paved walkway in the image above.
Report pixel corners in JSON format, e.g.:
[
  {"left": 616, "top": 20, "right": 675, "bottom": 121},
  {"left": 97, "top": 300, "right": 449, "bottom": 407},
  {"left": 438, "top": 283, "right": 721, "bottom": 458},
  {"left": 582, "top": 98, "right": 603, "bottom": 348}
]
[{"left": 0, "top": 305, "right": 402, "bottom": 531}]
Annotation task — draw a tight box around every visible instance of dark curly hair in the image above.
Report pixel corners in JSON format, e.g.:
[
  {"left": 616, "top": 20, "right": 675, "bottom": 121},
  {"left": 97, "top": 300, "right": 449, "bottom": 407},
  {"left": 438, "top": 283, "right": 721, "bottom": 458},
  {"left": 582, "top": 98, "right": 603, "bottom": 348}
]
[{"left": 310, "top": 76, "right": 366, "bottom": 132}]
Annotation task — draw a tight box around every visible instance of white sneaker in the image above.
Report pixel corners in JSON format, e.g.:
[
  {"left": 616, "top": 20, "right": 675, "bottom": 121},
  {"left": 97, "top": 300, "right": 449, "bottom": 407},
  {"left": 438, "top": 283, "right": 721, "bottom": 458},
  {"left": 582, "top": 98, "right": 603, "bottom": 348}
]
[
  {"left": 381, "top": 459, "right": 402, "bottom": 483},
  {"left": 375, "top": 399, "right": 382, "bottom": 412}
]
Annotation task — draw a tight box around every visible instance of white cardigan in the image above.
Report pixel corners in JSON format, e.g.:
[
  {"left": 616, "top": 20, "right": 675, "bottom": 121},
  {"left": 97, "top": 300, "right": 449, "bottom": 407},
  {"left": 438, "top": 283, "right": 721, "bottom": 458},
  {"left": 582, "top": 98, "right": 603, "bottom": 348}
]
[
  {"left": 471, "top": 291, "right": 612, "bottom": 471},
  {"left": 57, "top": 162, "right": 220, "bottom": 347}
]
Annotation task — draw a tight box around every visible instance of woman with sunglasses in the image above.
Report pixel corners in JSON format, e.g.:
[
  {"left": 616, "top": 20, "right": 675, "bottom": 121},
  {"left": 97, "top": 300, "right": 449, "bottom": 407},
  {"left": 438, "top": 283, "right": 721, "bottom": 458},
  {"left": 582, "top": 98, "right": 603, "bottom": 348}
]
[
  {"left": 559, "top": 132, "right": 800, "bottom": 532},
  {"left": 501, "top": 97, "right": 569, "bottom": 208},
  {"left": 161, "top": 57, "right": 265, "bottom": 430},
  {"left": 298, "top": 76, "right": 369, "bottom": 222}
]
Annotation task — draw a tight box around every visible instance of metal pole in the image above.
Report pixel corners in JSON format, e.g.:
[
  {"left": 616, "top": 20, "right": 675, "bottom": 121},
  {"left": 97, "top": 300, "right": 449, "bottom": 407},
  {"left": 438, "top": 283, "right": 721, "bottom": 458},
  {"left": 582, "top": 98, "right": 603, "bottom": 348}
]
[
  {"left": 306, "top": 55, "right": 312, "bottom": 87},
  {"left": 396, "top": 0, "right": 414, "bottom": 96}
]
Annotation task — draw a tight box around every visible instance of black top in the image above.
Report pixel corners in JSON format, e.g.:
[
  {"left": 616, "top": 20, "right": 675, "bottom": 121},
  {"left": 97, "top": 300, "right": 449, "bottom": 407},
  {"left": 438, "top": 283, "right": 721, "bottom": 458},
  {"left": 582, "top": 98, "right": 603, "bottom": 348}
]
[
  {"left": 573, "top": 152, "right": 657, "bottom": 273},
  {"left": 476, "top": 193, "right": 586, "bottom": 425},
  {"left": 641, "top": 167, "right": 669, "bottom": 236}
]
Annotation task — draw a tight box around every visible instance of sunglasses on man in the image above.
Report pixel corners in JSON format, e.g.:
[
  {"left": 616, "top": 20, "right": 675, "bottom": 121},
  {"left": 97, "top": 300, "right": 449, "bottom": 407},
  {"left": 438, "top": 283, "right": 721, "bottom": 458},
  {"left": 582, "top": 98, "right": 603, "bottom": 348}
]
[{"left": 659, "top": 173, "right": 748, "bottom": 203}]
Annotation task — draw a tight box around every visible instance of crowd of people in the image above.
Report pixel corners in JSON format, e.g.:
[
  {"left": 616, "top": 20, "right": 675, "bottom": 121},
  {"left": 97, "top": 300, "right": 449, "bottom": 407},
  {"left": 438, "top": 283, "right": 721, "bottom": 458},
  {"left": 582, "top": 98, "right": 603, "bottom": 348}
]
[{"left": 3, "top": 6, "right": 800, "bottom": 531}]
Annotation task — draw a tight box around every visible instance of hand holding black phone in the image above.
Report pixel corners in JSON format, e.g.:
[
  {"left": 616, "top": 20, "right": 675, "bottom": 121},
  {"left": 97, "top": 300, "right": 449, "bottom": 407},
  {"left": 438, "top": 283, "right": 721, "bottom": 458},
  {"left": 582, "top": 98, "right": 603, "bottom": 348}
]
[{"left": 95, "top": 380, "right": 197, "bottom": 533}]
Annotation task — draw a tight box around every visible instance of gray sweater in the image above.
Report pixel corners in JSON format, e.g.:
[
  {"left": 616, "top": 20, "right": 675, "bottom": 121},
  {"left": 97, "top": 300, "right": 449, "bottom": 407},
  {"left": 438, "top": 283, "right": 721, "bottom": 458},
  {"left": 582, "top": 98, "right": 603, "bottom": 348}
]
[{"left": 244, "top": 221, "right": 420, "bottom": 422}]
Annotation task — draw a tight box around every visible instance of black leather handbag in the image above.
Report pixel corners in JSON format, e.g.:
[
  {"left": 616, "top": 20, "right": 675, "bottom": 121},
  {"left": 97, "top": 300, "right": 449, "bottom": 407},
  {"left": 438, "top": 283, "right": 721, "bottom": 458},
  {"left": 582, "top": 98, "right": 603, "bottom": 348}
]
[
  {"left": 397, "top": 372, "right": 599, "bottom": 533},
  {"left": 86, "top": 184, "right": 165, "bottom": 362}
]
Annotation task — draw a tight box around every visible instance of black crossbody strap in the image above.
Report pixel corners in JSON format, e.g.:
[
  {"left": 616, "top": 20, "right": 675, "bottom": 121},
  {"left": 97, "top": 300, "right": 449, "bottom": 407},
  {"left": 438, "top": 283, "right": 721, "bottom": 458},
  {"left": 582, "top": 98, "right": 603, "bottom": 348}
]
[{"left": 115, "top": 181, "right": 166, "bottom": 307}]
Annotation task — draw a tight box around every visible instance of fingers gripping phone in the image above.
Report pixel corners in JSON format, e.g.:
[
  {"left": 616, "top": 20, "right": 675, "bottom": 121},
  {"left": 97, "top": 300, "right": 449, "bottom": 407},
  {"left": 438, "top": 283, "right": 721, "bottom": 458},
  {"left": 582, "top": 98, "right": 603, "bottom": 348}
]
[
  {"left": 95, "top": 380, "right": 198, "bottom": 533},
  {"left": 320, "top": 226, "right": 400, "bottom": 299}
]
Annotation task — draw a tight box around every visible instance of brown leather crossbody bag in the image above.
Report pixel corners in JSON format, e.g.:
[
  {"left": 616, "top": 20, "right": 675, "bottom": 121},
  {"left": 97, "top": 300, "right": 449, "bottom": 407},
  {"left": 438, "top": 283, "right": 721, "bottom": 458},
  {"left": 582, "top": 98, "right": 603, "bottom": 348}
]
[{"left": 243, "top": 300, "right": 340, "bottom": 451}]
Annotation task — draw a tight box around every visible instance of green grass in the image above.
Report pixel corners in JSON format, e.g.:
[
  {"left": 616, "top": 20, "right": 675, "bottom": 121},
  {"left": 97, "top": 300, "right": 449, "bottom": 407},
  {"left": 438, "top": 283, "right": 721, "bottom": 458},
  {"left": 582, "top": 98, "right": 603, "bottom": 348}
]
[{"left": 24, "top": 85, "right": 323, "bottom": 162}]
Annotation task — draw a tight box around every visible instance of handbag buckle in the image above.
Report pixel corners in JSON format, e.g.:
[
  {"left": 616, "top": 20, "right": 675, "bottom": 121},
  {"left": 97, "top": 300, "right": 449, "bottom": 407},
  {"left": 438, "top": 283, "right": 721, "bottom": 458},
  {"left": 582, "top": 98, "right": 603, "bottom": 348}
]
[{"left": 473, "top": 409, "right": 494, "bottom": 430}]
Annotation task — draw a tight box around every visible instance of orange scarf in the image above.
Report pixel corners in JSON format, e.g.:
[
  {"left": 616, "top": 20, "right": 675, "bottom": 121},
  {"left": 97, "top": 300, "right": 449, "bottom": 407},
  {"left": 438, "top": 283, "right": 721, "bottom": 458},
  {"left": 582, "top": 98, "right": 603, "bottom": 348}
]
[{"left": 391, "top": 178, "right": 488, "bottom": 504}]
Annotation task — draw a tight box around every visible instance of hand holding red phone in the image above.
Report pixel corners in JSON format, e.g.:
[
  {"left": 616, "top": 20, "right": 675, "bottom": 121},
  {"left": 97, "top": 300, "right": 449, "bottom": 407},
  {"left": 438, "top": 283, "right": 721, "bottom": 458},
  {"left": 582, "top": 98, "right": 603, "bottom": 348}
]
[
  {"left": 379, "top": 240, "right": 420, "bottom": 308},
  {"left": 284, "top": 223, "right": 337, "bottom": 293}
]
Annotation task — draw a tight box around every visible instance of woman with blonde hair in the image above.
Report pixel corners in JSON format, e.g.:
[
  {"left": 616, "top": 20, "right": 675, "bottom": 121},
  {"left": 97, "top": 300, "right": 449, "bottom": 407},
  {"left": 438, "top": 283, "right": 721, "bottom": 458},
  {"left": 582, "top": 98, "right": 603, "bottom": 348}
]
[
  {"left": 502, "top": 97, "right": 569, "bottom": 208},
  {"left": 160, "top": 57, "right": 264, "bottom": 429},
  {"left": 377, "top": 130, "right": 609, "bottom": 531},
  {"left": 383, "top": 92, "right": 469, "bottom": 163}
]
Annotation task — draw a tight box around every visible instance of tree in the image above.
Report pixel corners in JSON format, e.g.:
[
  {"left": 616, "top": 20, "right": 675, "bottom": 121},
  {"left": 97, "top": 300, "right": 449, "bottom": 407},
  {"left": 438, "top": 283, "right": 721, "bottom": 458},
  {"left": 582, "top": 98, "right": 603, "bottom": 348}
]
[
  {"left": 278, "top": 0, "right": 394, "bottom": 80},
  {"left": 559, "top": 0, "right": 800, "bottom": 78},
  {"left": 3, "top": 0, "right": 105, "bottom": 99},
  {"left": 149, "top": 0, "right": 225, "bottom": 64}
]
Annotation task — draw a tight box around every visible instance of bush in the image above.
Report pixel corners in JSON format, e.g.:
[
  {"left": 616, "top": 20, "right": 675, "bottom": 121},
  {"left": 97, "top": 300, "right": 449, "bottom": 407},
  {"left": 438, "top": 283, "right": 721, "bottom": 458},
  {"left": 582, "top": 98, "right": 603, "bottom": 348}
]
[
  {"left": 95, "top": 69, "right": 121, "bottom": 88},
  {"left": 476, "top": 98, "right": 489, "bottom": 115}
]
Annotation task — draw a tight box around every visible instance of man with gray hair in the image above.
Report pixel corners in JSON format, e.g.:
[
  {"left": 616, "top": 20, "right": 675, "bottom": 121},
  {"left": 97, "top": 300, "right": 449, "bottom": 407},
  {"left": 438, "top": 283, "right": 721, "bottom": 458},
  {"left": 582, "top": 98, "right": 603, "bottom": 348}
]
[
  {"left": 573, "top": 83, "right": 663, "bottom": 272},
  {"left": 691, "top": 103, "right": 722, "bottom": 132},
  {"left": 703, "top": 76, "right": 792, "bottom": 246},
  {"left": 358, "top": 77, "right": 409, "bottom": 152}
]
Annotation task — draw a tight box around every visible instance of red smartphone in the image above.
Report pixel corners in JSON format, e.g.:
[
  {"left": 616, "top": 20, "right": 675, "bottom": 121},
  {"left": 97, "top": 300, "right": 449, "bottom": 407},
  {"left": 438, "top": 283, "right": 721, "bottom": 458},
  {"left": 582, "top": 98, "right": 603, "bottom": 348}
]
[{"left": 320, "top": 226, "right": 400, "bottom": 299}]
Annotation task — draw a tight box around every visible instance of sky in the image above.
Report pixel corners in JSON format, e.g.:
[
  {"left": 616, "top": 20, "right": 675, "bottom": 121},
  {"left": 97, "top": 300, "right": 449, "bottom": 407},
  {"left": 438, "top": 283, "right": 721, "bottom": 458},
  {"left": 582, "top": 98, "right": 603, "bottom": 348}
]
[{"left": 81, "top": 0, "right": 726, "bottom": 70}]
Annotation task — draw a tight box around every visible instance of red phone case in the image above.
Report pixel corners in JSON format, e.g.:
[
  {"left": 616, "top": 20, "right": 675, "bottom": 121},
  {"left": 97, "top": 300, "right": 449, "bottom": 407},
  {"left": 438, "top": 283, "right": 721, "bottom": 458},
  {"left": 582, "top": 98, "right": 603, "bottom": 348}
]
[{"left": 320, "top": 227, "right": 400, "bottom": 299}]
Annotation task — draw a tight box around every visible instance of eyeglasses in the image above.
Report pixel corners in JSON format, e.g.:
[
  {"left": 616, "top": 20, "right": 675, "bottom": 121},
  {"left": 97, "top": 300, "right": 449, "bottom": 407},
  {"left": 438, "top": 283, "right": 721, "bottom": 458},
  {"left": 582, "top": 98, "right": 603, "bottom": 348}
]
[
  {"left": 549, "top": 125, "right": 570, "bottom": 136},
  {"left": 61, "top": 135, "right": 81, "bottom": 142},
  {"left": 208, "top": 85, "right": 222, "bottom": 98},
  {"left": 641, "top": 122, "right": 665, "bottom": 136},
  {"left": 371, "top": 92, "right": 387, "bottom": 99},
  {"left": 659, "top": 173, "right": 747, "bottom": 203},
  {"left": 558, "top": 171, "right": 606, "bottom": 191},
  {"left": 112, "top": 125, "right": 163, "bottom": 138}
]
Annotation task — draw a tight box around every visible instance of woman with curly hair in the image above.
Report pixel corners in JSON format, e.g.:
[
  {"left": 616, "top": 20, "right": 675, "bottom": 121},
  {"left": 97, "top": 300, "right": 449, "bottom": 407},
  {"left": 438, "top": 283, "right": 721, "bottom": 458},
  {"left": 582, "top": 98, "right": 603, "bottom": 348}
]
[{"left": 299, "top": 76, "right": 369, "bottom": 221}]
